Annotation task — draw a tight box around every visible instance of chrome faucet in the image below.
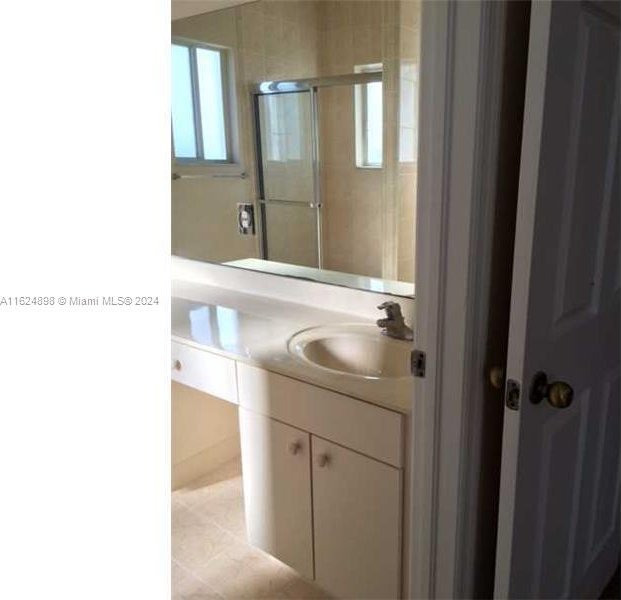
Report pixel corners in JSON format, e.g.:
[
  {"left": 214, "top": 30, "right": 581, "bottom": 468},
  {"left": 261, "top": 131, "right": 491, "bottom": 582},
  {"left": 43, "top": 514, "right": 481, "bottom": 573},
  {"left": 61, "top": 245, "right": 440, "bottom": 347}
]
[{"left": 377, "top": 301, "right": 413, "bottom": 341}]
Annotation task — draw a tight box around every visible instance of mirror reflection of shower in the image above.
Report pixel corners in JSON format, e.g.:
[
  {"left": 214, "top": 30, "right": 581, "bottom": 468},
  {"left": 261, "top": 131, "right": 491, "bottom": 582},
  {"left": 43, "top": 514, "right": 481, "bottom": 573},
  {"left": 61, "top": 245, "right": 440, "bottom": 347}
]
[
  {"left": 257, "top": 88, "right": 319, "bottom": 267},
  {"left": 253, "top": 72, "right": 388, "bottom": 280}
]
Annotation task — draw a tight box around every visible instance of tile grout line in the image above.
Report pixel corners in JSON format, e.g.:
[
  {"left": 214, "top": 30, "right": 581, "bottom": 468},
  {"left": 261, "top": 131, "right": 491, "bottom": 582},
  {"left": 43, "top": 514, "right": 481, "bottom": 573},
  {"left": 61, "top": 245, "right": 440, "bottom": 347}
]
[
  {"left": 173, "top": 494, "right": 241, "bottom": 594},
  {"left": 174, "top": 482, "right": 296, "bottom": 598},
  {"left": 173, "top": 463, "right": 324, "bottom": 599},
  {"left": 173, "top": 505, "right": 309, "bottom": 599},
  {"left": 172, "top": 556, "right": 226, "bottom": 600}
]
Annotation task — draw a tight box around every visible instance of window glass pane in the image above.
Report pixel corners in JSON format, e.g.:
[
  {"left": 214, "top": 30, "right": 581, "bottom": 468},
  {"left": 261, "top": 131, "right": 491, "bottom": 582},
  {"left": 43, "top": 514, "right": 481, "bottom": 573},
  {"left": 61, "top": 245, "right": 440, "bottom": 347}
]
[
  {"left": 171, "top": 44, "right": 197, "bottom": 159},
  {"left": 354, "top": 64, "right": 383, "bottom": 168},
  {"left": 196, "top": 47, "right": 227, "bottom": 161},
  {"left": 354, "top": 83, "right": 364, "bottom": 166},
  {"left": 365, "top": 81, "right": 383, "bottom": 166}
]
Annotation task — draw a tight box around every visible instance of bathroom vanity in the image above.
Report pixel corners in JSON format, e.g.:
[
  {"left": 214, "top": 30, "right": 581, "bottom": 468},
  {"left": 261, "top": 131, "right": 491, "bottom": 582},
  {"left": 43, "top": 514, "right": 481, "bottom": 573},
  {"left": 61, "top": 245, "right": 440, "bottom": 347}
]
[{"left": 171, "top": 261, "right": 414, "bottom": 600}]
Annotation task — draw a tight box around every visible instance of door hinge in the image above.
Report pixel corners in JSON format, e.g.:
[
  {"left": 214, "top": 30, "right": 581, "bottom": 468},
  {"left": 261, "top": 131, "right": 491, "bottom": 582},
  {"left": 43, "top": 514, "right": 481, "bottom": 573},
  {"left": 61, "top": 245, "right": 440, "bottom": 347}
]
[{"left": 411, "top": 350, "right": 426, "bottom": 377}]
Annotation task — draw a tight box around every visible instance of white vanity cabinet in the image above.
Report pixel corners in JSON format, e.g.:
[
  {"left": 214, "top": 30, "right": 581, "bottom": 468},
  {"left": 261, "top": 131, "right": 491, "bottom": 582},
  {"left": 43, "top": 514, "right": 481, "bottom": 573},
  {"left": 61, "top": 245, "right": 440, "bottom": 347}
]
[
  {"left": 237, "top": 363, "right": 405, "bottom": 600},
  {"left": 170, "top": 339, "right": 407, "bottom": 599},
  {"left": 238, "top": 408, "right": 314, "bottom": 580}
]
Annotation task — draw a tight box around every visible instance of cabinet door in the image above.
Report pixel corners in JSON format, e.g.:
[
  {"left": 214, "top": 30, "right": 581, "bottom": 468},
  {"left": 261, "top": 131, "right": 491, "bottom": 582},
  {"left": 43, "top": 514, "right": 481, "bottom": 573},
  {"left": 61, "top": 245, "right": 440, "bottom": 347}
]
[
  {"left": 239, "top": 408, "right": 314, "bottom": 579},
  {"left": 313, "top": 438, "right": 402, "bottom": 599}
]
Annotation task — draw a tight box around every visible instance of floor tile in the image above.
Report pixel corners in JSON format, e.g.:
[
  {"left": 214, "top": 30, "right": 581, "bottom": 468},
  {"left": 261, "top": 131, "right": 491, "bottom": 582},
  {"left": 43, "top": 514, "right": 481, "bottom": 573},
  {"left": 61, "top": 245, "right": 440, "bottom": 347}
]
[
  {"left": 172, "top": 560, "right": 224, "bottom": 600},
  {"left": 281, "top": 577, "right": 333, "bottom": 600},
  {"left": 177, "top": 470, "right": 247, "bottom": 542},
  {"left": 172, "top": 458, "right": 313, "bottom": 600},
  {"left": 172, "top": 503, "right": 237, "bottom": 573},
  {"left": 191, "top": 537, "right": 298, "bottom": 599}
]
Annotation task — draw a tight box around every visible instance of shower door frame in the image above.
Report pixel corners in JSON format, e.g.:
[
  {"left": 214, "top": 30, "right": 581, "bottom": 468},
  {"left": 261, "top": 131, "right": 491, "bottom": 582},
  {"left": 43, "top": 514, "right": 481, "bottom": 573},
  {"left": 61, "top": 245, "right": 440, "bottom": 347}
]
[{"left": 251, "top": 72, "right": 382, "bottom": 269}]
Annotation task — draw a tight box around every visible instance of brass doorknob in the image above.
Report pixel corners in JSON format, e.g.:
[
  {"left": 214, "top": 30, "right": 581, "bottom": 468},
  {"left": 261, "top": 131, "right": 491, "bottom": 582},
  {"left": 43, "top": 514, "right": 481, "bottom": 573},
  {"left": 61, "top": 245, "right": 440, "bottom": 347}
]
[
  {"left": 529, "top": 371, "right": 574, "bottom": 409},
  {"left": 548, "top": 381, "right": 574, "bottom": 409},
  {"left": 489, "top": 366, "right": 505, "bottom": 390}
]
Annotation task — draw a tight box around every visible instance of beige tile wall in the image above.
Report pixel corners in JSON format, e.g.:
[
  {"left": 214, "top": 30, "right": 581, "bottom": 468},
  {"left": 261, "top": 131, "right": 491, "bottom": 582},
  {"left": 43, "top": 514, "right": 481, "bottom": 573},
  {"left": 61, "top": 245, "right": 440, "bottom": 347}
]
[
  {"left": 317, "top": 2, "right": 385, "bottom": 279},
  {"left": 239, "top": 1, "right": 321, "bottom": 81},
  {"left": 172, "top": 9, "right": 259, "bottom": 263},
  {"left": 318, "top": 84, "right": 384, "bottom": 278},
  {"left": 397, "top": 0, "right": 420, "bottom": 283},
  {"left": 318, "top": 0, "right": 419, "bottom": 284}
]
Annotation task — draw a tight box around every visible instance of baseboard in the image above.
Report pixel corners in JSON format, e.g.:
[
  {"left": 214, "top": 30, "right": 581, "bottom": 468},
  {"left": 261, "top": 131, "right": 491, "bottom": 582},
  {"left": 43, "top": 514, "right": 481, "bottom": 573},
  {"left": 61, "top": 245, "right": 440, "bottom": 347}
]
[{"left": 172, "top": 435, "right": 240, "bottom": 490}]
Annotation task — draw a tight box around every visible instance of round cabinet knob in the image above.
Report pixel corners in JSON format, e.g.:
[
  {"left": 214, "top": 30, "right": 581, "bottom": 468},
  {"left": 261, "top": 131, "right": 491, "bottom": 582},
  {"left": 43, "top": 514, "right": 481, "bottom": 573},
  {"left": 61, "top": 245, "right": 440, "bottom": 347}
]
[
  {"left": 317, "top": 453, "right": 330, "bottom": 468},
  {"left": 172, "top": 359, "right": 182, "bottom": 371},
  {"left": 288, "top": 441, "right": 302, "bottom": 455},
  {"left": 548, "top": 381, "right": 574, "bottom": 409}
]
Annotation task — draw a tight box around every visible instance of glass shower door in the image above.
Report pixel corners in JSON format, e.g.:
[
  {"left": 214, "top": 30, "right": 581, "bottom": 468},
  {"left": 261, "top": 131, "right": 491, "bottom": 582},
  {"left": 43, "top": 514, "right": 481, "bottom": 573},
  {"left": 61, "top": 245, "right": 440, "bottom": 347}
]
[{"left": 256, "top": 91, "right": 320, "bottom": 268}]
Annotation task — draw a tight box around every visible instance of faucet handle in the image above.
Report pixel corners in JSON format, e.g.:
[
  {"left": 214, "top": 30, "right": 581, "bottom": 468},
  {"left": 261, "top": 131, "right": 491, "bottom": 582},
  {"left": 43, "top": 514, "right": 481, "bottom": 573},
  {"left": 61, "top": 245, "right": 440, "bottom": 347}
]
[
  {"left": 376, "top": 301, "right": 413, "bottom": 341},
  {"left": 377, "top": 301, "right": 402, "bottom": 319}
]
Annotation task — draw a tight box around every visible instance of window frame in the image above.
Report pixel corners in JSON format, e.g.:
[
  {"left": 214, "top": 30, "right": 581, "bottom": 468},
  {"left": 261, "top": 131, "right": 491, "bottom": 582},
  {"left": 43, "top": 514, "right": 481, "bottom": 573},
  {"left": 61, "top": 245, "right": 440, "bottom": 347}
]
[
  {"left": 354, "top": 63, "right": 384, "bottom": 169},
  {"left": 171, "top": 37, "right": 234, "bottom": 164}
]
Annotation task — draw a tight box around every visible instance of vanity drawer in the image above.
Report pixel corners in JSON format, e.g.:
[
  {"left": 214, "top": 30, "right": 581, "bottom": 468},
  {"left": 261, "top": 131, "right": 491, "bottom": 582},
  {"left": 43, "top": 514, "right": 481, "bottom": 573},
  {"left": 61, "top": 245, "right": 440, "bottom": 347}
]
[
  {"left": 171, "top": 341, "right": 237, "bottom": 404},
  {"left": 236, "top": 363, "right": 403, "bottom": 467}
]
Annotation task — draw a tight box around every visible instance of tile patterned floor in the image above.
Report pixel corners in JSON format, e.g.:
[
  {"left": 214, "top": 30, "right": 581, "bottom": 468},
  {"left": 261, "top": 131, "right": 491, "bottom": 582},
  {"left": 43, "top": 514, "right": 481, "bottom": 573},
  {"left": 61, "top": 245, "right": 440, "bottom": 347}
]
[{"left": 172, "top": 458, "right": 331, "bottom": 600}]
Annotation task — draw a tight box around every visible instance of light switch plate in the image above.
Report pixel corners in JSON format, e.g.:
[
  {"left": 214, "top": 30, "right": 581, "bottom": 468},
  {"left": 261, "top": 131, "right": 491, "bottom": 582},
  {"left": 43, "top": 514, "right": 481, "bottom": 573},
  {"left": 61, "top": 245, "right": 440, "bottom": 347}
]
[{"left": 237, "top": 203, "right": 255, "bottom": 235}]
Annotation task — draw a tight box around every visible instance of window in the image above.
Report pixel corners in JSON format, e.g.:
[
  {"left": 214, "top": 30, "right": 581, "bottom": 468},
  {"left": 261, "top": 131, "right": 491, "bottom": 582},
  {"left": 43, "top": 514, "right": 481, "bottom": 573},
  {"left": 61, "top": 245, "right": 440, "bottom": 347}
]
[
  {"left": 171, "top": 40, "right": 232, "bottom": 162},
  {"left": 355, "top": 64, "right": 383, "bottom": 168}
]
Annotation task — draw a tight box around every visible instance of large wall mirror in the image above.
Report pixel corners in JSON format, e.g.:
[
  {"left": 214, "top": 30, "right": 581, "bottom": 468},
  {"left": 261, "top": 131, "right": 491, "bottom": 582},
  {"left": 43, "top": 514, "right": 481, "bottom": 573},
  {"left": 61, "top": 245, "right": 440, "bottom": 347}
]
[{"left": 172, "top": 0, "right": 420, "bottom": 297}]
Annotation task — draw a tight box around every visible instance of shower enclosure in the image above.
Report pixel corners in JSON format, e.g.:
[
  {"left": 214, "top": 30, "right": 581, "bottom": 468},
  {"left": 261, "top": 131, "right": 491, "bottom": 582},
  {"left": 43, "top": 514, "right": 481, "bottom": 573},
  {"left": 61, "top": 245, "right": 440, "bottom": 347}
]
[{"left": 252, "top": 72, "right": 382, "bottom": 270}]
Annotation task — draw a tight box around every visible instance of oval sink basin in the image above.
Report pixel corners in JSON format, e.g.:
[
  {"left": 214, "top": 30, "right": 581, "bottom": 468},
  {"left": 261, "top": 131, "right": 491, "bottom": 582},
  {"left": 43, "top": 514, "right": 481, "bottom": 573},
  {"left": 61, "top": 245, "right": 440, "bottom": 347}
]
[{"left": 287, "top": 324, "right": 411, "bottom": 379}]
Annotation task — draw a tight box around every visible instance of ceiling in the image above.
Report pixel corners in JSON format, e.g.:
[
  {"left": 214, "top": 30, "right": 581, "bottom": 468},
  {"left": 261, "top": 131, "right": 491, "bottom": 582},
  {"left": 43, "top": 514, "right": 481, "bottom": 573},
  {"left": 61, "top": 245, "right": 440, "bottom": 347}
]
[{"left": 172, "top": 0, "right": 256, "bottom": 21}]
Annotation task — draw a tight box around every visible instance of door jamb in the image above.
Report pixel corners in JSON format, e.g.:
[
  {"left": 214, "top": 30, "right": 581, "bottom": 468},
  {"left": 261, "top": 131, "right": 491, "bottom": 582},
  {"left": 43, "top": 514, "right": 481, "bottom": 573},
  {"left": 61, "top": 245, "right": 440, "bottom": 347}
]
[{"left": 409, "top": 1, "right": 509, "bottom": 597}]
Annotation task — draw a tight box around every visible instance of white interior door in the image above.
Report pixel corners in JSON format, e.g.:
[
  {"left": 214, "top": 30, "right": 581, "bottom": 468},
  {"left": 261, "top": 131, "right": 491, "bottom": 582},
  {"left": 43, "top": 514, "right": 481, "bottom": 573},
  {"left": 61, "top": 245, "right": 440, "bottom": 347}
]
[{"left": 495, "top": 1, "right": 620, "bottom": 598}]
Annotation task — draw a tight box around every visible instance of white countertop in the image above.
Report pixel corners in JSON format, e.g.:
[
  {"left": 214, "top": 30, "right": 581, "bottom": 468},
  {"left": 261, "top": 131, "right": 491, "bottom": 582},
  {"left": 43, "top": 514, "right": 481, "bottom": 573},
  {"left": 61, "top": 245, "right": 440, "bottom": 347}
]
[{"left": 172, "top": 280, "right": 413, "bottom": 413}]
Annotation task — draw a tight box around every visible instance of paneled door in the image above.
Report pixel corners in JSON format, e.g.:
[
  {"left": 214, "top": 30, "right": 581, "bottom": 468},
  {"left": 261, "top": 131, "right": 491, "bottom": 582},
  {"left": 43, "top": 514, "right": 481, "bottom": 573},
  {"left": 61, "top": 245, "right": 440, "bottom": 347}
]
[
  {"left": 495, "top": 1, "right": 620, "bottom": 598},
  {"left": 239, "top": 408, "right": 314, "bottom": 579},
  {"left": 312, "top": 438, "right": 402, "bottom": 599}
]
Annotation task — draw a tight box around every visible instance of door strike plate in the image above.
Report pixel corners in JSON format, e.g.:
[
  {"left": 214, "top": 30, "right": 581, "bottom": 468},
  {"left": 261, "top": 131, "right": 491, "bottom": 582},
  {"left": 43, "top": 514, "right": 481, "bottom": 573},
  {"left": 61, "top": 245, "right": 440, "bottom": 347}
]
[
  {"left": 411, "top": 350, "right": 426, "bottom": 377},
  {"left": 505, "top": 379, "right": 520, "bottom": 411}
]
